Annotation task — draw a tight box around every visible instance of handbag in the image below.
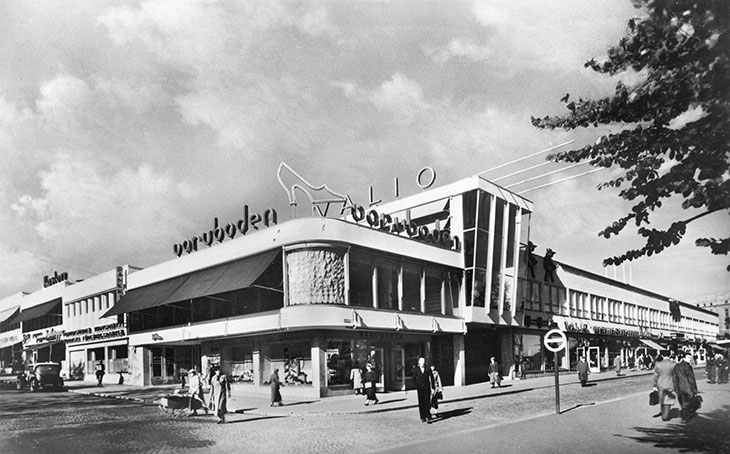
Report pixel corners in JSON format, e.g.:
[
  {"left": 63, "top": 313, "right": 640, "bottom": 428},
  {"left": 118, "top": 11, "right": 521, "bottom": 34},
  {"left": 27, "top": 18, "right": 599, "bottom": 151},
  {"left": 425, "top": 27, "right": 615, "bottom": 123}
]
[{"left": 649, "top": 390, "right": 659, "bottom": 406}]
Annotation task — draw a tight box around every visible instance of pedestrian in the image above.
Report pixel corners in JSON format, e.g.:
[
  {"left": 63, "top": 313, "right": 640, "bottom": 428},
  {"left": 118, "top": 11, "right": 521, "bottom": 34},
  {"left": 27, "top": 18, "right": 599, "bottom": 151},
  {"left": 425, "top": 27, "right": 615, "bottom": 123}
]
[
  {"left": 188, "top": 369, "right": 208, "bottom": 416},
  {"left": 520, "top": 356, "right": 527, "bottom": 379},
  {"left": 362, "top": 363, "right": 379, "bottom": 406},
  {"left": 613, "top": 355, "right": 622, "bottom": 376},
  {"left": 349, "top": 362, "right": 363, "bottom": 395},
  {"left": 705, "top": 354, "right": 716, "bottom": 384},
  {"left": 716, "top": 354, "right": 729, "bottom": 384},
  {"left": 628, "top": 355, "right": 636, "bottom": 371},
  {"left": 95, "top": 361, "right": 105, "bottom": 387},
  {"left": 413, "top": 357, "right": 433, "bottom": 422},
  {"left": 652, "top": 355, "right": 677, "bottom": 421},
  {"left": 673, "top": 352, "right": 699, "bottom": 422},
  {"left": 577, "top": 356, "right": 590, "bottom": 387},
  {"left": 207, "top": 366, "right": 216, "bottom": 413},
  {"left": 270, "top": 368, "right": 283, "bottom": 407},
  {"left": 430, "top": 364, "right": 444, "bottom": 417},
  {"left": 488, "top": 357, "right": 502, "bottom": 388},
  {"left": 209, "top": 366, "right": 231, "bottom": 424}
]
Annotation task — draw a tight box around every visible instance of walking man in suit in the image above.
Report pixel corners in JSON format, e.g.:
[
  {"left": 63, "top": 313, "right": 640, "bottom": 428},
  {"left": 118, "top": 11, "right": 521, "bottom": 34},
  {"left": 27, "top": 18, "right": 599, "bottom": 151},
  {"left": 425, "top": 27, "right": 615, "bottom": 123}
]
[
  {"left": 674, "top": 352, "right": 699, "bottom": 422},
  {"left": 413, "top": 357, "right": 434, "bottom": 422},
  {"left": 653, "top": 355, "right": 677, "bottom": 421}
]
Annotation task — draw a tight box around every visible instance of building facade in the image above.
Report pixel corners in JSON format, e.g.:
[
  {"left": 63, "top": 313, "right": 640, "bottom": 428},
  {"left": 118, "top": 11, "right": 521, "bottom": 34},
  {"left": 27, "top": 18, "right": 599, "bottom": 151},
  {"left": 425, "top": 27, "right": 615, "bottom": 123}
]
[{"left": 0, "top": 173, "right": 720, "bottom": 397}]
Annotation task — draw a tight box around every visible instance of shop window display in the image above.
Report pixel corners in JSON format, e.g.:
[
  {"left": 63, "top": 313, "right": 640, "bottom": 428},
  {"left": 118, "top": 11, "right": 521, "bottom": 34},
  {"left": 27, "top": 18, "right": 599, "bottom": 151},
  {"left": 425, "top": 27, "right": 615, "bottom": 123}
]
[
  {"left": 263, "top": 342, "right": 311, "bottom": 386},
  {"left": 326, "top": 339, "right": 370, "bottom": 388}
]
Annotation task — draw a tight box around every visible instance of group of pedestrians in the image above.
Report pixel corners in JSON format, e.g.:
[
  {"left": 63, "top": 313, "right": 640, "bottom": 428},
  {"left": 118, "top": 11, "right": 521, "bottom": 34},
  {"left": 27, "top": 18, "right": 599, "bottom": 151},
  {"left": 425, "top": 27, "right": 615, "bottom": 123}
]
[
  {"left": 186, "top": 366, "right": 231, "bottom": 424},
  {"left": 705, "top": 353, "right": 729, "bottom": 384},
  {"left": 653, "top": 352, "right": 701, "bottom": 423}
]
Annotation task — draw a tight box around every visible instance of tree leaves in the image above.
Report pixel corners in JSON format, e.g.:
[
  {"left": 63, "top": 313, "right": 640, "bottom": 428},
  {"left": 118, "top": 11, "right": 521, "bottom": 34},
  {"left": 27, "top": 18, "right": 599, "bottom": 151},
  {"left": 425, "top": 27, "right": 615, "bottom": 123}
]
[{"left": 533, "top": 0, "right": 730, "bottom": 269}]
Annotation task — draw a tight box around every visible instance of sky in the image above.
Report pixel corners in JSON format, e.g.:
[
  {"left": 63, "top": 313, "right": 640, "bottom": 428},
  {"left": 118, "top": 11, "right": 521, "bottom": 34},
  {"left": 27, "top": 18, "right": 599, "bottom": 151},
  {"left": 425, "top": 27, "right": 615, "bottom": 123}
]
[{"left": 0, "top": 0, "right": 727, "bottom": 303}]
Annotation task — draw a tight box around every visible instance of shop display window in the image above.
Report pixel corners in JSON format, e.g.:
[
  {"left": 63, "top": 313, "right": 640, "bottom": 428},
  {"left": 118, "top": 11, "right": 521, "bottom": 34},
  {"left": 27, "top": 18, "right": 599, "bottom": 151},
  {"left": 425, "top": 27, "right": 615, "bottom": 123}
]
[
  {"left": 222, "top": 345, "right": 254, "bottom": 383},
  {"left": 263, "top": 341, "right": 311, "bottom": 386}
]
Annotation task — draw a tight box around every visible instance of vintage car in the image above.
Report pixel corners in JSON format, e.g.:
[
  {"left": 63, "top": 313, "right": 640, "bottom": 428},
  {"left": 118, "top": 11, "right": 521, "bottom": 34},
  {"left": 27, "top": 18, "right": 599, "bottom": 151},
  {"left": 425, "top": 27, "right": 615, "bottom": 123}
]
[{"left": 17, "top": 362, "right": 64, "bottom": 391}]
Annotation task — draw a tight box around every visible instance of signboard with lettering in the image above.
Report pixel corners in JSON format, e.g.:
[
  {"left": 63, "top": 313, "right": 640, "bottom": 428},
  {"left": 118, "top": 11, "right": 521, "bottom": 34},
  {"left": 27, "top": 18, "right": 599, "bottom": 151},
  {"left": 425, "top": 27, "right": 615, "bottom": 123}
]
[{"left": 62, "top": 323, "right": 127, "bottom": 344}]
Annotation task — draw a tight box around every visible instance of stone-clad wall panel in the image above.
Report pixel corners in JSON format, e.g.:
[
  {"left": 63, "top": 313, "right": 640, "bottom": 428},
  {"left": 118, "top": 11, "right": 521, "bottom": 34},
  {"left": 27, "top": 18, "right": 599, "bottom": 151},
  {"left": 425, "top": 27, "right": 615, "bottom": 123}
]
[{"left": 287, "top": 248, "right": 345, "bottom": 305}]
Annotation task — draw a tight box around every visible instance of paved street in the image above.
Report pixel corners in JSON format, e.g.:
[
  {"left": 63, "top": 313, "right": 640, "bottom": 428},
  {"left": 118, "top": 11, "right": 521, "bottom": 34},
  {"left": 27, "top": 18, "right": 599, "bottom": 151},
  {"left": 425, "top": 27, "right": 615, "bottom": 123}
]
[{"left": 1, "top": 371, "right": 728, "bottom": 454}]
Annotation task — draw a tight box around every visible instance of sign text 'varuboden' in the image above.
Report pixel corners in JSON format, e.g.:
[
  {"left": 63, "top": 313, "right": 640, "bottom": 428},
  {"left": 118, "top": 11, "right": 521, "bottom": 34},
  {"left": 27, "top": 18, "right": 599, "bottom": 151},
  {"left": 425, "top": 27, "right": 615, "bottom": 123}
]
[{"left": 173, "top": 205, "right": 277, "bottom": 256}]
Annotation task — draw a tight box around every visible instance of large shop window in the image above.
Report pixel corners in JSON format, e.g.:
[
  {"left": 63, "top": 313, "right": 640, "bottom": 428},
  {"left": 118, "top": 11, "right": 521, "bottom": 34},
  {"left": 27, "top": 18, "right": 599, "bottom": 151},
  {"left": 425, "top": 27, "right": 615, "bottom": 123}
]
[
  {"left": 263, "top": 342, "right": 311, "bottom": 386},
  {"left": 515, "top": 333, "right": 544, "bottom": 374},
  {"left": 221, "top": 345, "right": 253, "bottom": 383},
  {"left": 349, "top": 250, "right": 374, "bottom": 308},
  {"left": 376, "top": 259, "right": 399, "bottom": 310},
  {"left": 402, "top": 263, "right": 421, "bottom": 312},
  {"left": 326, "top": 338, "right": 380, "bottom": 388},
  {"left": 424, "top": 267, "right": 443, "bottom": 314}
]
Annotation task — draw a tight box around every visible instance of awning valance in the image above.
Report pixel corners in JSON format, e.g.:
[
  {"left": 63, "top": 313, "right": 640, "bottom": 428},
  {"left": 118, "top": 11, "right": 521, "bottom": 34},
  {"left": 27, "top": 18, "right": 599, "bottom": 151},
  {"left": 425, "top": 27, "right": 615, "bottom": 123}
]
[
  {"left": 16, "top": 298, "right": 62, "bottom": 323},
  {"left": 639, "top": 338, "right": 667, "bottom": 351},
  {"left": 0, "top": 307, "right": 20, "bottom": 324},
  {"left": 104, "top": 250, "right": 279, "bottom": 317}
]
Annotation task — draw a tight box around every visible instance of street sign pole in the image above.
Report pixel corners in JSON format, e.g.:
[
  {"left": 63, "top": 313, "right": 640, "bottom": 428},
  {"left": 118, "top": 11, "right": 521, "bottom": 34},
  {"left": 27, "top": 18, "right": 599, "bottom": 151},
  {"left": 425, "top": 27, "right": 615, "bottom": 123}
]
[
  {"left": 543, "top": 328, "right": 567, "bottom": 415},
  {"left": 554, "top": 351, "right": 560, "bottom": 415}
]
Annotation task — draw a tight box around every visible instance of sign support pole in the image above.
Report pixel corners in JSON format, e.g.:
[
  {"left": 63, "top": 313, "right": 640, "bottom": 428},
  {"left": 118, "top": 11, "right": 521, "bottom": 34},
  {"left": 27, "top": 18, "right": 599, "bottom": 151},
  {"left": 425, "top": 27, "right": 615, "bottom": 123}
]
[
  {"left": 554, "top": 351, "right": 560, "bottom": 415},
  {"left": 543, "top": 328, "right": 567, "bottom": 416}
]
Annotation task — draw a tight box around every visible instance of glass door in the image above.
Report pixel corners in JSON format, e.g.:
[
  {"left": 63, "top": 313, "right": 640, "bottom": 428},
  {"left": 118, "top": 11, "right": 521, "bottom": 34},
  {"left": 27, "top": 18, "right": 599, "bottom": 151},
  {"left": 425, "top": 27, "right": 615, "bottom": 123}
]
[
  {"left": 588, "top": 346, "right": 601, "bottom": 373},
  {"left": 393, "top": 347, "right": 406, "bottom": 391}
]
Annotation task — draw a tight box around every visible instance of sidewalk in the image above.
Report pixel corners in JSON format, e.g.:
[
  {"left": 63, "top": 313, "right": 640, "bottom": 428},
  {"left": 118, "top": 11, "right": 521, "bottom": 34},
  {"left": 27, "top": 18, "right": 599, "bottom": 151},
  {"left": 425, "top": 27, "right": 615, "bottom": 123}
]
[{"left": 65, "top": 367, "right": 657, "bottom": 417}]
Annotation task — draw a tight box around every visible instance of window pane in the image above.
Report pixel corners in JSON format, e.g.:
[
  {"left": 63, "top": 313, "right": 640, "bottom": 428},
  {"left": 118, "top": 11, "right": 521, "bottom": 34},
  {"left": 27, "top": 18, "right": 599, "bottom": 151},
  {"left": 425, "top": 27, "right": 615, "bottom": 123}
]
[
  {"left": 402, "top": 263, "right": 421, "bottom": 312},
  {"left": 462, "top": 190, "right": 478, "bottom": 230},
  {"left": 424, "top": 267, "right": 442, "bottom": 314},
  {"left": 349, "top": 251, "right": 373, "bottom": 308},
  {"left": 376, "top": 258, "right": 398, "bottom": 310}
]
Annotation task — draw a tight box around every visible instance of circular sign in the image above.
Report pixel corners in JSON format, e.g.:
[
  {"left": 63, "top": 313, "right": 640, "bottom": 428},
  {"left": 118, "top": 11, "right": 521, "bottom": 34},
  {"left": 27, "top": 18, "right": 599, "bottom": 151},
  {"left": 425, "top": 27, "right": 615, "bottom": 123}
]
[{"left": 543, "top": 328, "right": 567, "bottom": 353}]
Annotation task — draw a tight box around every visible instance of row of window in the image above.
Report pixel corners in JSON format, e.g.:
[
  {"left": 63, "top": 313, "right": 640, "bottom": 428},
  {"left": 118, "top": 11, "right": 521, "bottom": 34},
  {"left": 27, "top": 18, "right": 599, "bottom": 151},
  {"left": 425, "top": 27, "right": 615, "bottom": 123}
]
[
  {"left": 517, "top": 278, "right": 716, "bottom": 336},
  {"left": 65, "top": 292, "right": 117, "bottom": 331}
]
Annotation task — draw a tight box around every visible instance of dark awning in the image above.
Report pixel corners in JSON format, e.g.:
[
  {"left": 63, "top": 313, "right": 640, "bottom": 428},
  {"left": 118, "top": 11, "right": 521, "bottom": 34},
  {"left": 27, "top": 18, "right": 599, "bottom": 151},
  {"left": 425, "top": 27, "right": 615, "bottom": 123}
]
[
  {"left": 16, "top": 298, "right": 62, "bottom": 323},
  {"left": 103, "top": 249, "right": 279, "bottom": 317},
  {"left": 0, "top": 306, "right": 20, "bottom": 324}
]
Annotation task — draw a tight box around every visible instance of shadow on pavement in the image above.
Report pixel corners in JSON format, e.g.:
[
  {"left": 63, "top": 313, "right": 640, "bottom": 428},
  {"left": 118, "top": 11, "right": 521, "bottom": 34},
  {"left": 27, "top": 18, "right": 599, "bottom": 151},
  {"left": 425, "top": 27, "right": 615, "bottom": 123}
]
[
  {"left": 582, "top": 383, "right": 598, "bottom": 387},
  {"left": 227, "top": 415, "right": 288, "bottom": 424},
  {"left": 376, "top": 398, "right": 407, "bottom": 405},
  {"left": 428, "top": 407, "right": 473, "bottom": 423},
  {"left": 560, "top": 402, "right": 596, "bottom": 414},
  {"left": 622, "top": 404, "right": 730, "bottom": 454}
]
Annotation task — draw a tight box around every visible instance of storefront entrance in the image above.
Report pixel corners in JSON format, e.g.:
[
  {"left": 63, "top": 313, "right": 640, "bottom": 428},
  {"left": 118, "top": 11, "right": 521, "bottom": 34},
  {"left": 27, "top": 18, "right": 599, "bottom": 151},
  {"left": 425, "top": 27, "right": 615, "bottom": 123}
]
[
  {"left": 578, "top": 346, "right": 601, "bottom": 373},
  {"left": 151, "top": 345, "right": 198, "bottom": 385}
]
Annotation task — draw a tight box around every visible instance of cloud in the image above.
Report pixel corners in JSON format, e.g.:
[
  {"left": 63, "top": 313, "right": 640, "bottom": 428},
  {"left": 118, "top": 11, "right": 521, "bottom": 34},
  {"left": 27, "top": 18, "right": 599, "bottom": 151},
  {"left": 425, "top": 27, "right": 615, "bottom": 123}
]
[
  {"left": 0, "top": 245, "right": 46, "bottom": 296},
  {"left": 424, "top": 39, "right": 495, "bottom": 65},
  {"left": 338, "top": 73, "right": 430, "bottom": 125},
  {"left": 12, "top": 155, "right": 199, "bottom": 271},
  {"left": 470, "top": 0, "right": 636, "bottom": 74}
]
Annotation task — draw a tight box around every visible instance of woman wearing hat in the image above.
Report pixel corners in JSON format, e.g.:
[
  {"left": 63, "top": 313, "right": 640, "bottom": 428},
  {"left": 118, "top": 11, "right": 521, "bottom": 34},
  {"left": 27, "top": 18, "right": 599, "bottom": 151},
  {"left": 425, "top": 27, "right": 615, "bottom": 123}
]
[{"left": 362, "top": 363, "right": 379, "bottom": 405}]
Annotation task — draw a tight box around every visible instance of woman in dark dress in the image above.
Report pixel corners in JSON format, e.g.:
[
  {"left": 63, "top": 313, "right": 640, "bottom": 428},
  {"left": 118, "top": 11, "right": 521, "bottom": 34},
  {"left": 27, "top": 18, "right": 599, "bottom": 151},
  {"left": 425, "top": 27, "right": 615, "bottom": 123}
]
[
  {"left": 270, "top": 369, "right": 283, "bottom": 406},
  {"left": 362, "top": 363, "right": 378, "bottom": 405}
]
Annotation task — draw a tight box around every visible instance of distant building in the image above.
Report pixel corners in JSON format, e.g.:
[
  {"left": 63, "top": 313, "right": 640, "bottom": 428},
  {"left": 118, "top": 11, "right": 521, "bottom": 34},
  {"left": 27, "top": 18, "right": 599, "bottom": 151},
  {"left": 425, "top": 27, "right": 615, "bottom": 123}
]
[{"left": 688, "top": 292, "right": 730, "bottom": 340}]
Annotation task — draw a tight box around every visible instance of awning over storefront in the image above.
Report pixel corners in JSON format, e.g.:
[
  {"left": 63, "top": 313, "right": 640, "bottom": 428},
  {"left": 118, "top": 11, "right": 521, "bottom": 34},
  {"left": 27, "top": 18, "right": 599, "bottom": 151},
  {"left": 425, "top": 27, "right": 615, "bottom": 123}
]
[
  {"left": 104, "top": 249, "right": 279, "bottom": 317},
  {"left": 15, "top": 298, "right": 62, "bottom": 323},
  {"left": 0, "top": 306, "right": 20, "bottom": 324},
  {"left": 639, "top": 338, "right": 667, "bottom": 351}
]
